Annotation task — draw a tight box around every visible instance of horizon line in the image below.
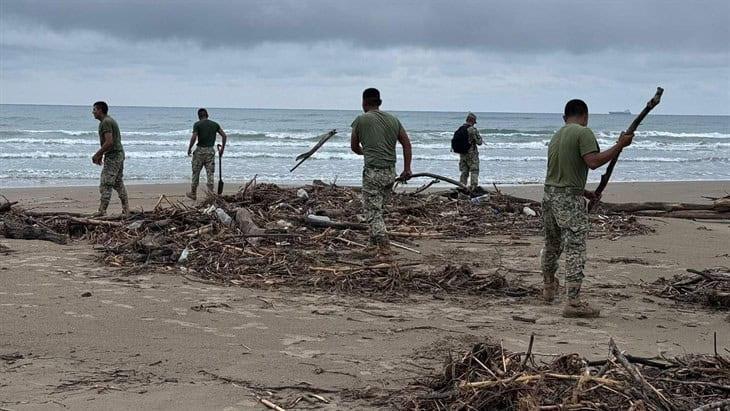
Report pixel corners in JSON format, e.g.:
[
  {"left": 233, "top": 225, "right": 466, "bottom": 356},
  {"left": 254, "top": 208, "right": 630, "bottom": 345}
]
[{"left": 0, "top": 103, "right": 728, "bottom": 117}]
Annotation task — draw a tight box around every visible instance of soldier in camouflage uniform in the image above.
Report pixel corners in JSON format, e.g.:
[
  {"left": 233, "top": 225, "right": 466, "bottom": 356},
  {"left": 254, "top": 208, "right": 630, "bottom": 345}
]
[
  {"left": 459, "top": 112, "right": 483, "bottom": 191},
  {"left": 351, "top": 88, "right": 413, "bottom": 257},
  {"left": 541, "top": 99, "right": 633, "bottom": 318},
  {"left": 186, "top": 108, "right": 228, "bottom": 200},
  {"left": 91, "top": 101, "right": 128, "bottom": 217}
]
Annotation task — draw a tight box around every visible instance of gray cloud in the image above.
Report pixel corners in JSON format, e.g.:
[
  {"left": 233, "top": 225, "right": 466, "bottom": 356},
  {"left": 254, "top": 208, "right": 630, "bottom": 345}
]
[{"left": 3, "top": 0, "right": 729, "bottom": 53}]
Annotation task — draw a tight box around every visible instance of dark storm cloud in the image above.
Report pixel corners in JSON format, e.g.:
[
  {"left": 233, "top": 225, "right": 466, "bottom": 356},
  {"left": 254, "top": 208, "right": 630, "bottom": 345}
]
[{"left": 4, "top": 0, "right": 729, "bottom": 53}]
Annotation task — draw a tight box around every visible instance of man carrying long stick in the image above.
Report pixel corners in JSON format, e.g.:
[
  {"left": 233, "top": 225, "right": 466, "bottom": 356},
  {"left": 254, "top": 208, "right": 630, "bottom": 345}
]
[
  {"left": 541, "top": 99, "right": 634, "bottom": 318},
  {"left": 350, "top": 88, "right": 413, "bottom": 258}
]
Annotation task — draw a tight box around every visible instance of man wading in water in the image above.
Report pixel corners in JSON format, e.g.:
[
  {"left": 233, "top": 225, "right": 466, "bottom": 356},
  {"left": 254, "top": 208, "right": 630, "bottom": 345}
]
[
  {"left": 350, "top": 88, "right": 413, "bottom": 259},
  {"left": 541, "top": 99, "right": 633, "bottom": 318}
]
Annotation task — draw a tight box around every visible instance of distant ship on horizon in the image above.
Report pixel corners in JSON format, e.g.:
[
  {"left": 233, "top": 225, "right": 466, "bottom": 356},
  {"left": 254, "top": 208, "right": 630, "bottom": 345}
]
[{"left": 608, "top": 109, "right": 632, "bottom": 115}]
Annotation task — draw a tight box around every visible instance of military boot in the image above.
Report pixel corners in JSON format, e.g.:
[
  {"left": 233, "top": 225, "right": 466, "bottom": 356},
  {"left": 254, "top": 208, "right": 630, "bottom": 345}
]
[
  {"left": 542, "top": 273, "right": 560, "bottom": 303},
  {"left": 562, "top": 282, "right": 600, "bottom": 318},
  {"left": 121, "top": 199, "right": 130, "bottom": 216},
  {"left": 91, "top": 201, "right": 109, "bottom": 218},
  {"left": 186, "top": 191, "right": 197, "bottom": 201}
]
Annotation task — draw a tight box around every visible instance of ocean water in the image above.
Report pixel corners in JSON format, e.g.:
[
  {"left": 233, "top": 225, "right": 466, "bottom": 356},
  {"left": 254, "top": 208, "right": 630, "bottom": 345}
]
[{"left": 0, "top": 104, "right": 728, "bottom": 188}]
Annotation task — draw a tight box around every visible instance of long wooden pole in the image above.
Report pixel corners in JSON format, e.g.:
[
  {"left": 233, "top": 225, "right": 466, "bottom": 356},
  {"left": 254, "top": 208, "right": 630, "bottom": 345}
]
[{"left": 589, "top": 87, "right": 664, "bottom": 211}]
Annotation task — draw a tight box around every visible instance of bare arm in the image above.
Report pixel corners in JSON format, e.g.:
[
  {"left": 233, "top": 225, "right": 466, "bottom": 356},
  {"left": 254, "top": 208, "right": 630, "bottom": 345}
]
[
  {"left": 582, "top": 131, "right": 634, "bottom": 170},
  {"left": 397, "top": 128, "right": 412, "bottom": 179},
  {"left": 187, "top": 133, "right": 197, "bottom": 156},
  {"left": 350, "top": 130, "right": 363, "bottom": 155},
  {"left": 92, "top": 132, "right": 114, "bottom": 165},
  {"left": 217, "top": 129, "right": 227, "bottom": 156}
]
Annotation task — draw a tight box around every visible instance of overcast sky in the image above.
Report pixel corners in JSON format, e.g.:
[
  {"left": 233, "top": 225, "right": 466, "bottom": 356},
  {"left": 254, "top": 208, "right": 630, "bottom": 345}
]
[{"left": 1, "top": 0, "right": 728, "bottom": 114}]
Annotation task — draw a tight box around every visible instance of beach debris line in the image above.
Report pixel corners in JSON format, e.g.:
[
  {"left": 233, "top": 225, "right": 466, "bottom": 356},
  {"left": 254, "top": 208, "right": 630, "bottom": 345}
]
[
  {"left": 0, "top": 182, "right": 651, "bottom": 293},
  {"left": 589, "top": 87, "right": 665, "bottom": 211},
  {"left": 650, "top": 267, "right": 730, "bottom": 309},
  {"left": 402, "top": 336, "right": 730, "bottom": 410}
]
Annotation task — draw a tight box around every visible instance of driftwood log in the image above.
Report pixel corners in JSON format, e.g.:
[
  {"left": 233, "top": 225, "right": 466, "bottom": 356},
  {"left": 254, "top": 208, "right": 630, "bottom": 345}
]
[
  {"left": 290, "top": 129, "right": 337, "bottom": 172},
  {"left": 589, "top": 87, "right": 665, "bottom": 211},
  {"left": 0, "top": 217, "right": 68, "bottom": 245}
]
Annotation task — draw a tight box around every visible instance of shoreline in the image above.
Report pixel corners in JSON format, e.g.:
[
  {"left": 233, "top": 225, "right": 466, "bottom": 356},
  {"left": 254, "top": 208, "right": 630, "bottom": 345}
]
[{"left": 2, "top": 180, "right": 727, "bottom": 214}]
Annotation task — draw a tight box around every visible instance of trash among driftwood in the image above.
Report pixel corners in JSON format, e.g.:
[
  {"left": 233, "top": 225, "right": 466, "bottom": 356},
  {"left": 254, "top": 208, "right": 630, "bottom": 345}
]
[
  {"left": 1, "top": 183, "right": 653, "bottom": 295},
  {"left": 650, "top": 267, "right": 730, "bottom": 309},
  {"left": 402, "top": 337, "right": 730, "bottom": 410}
]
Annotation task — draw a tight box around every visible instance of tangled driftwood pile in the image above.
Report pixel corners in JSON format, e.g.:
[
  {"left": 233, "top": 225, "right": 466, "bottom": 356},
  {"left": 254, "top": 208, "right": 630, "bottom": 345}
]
[
  {"left": 403, "top": 337, "right": 730, "bottom": 410},
  {"left": 1, "top": 182, "right": 653, "bottom": 296},
  {"left": 651, "top": 268, "right": 730, "bottom": 310}
]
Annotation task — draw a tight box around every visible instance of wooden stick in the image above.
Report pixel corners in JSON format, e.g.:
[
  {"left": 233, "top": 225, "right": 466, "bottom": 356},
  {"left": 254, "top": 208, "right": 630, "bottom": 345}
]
[
  {"left": 609, "top": 338, "right": 676, "bottom": 410},
  {"left": 590, "top": 87, "right": 664, "bottom": 211},
  {"left": 521, "top": 333, "right": 535, "bottom": 368},
  {"left": 390, "top": 240, "right": 421, "bottom": 254},
  {"left": 460, "top": 373, "right": 621, "bottom": 389},
  {"left": 290, "top": 129, "right": 337, "bottom": 172},
  {"left": 398, "top": 172, "right": 470, "bottom": 193},
  {"left": 692, "top": 399, "right": 730, "bottom": 411}
]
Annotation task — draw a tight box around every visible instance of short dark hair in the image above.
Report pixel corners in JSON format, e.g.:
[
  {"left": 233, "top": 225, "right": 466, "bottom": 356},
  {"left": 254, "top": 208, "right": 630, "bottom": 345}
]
[
  {"left": 362, "top": 88, "right": 382, "bottom": 107},
  {"left": 197, "top": 108, "right": 208, "bottom": 118},
  {"left": 93, "top": 101, "right": 109, "bottom": 114},
  {"left": 564, "top": 99, "right": 588, "bottom": 118}
]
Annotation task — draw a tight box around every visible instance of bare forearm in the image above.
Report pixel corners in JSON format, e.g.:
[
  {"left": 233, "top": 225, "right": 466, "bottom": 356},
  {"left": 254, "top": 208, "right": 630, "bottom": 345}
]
[
  {"left": 96, "top": 141, "right": 113, "bottom": 156},
  {"left": 188, "top": 135, "right": 197, "bottom": 152},
  {"left": 584, "top": 144, "right": 624, "bottom": 170},
  {"left": 402, "top": 142, "right": 412, "bottom": 171}
]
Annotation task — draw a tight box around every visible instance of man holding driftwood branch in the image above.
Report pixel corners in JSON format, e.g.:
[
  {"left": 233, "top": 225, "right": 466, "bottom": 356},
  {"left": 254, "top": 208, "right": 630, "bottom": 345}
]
[
  {"left": 350, "top": 88, "right": 413, "bottom": 258},
  {"left": 541, "top": 99, "right": 634, "bottom": 318}
]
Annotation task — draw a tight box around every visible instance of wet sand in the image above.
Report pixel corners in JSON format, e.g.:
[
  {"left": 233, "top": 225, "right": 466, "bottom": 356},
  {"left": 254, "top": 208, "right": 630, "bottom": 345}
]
[{"left": 1, "top": 180, "right": 729, "bottom": 410}]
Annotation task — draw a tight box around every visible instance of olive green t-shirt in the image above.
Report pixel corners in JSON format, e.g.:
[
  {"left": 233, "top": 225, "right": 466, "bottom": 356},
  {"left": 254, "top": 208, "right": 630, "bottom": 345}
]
[
  {"left": 351, "top": 110, "right": 404, "bottom": 169},
  {"left": 98, "top": 116, "right": 124, "bottom": 158},
  {"left": 193, "top": 119, "right": 221, "bottom": 147},
  {"left": 544, "top": 123, "right": 600, "bottom": 189}
]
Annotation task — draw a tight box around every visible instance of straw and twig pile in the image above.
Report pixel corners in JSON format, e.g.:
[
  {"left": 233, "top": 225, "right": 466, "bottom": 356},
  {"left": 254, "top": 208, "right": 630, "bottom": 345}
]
[
  {"left": 651, "top": 267, "right": 730, "bottom": 310},
  {"left": 403, "top": 337, "right": 730, "bottom": 410},
  {"left": 1, "top": 182, "right": 652, "bottom": 296}
]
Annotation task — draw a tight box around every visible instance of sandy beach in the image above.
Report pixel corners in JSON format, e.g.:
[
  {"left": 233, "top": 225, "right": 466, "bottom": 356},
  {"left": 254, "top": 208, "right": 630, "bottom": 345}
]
[{"left": 1, "top": 180, "right": 729, "bottom": 410}]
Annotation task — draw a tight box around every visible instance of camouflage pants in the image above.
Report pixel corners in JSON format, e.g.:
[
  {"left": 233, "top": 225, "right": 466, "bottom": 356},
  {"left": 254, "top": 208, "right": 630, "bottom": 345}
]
[
  {"left": 99, "top": 154, "right": 128, "bottom": 211},
  {"left": 191, "top": 146, "right": 215, "bottom": 194},
  {"left": 459, "top": 150, "right": 479, "bottom": 190},
  {"left": 362, "top": 166, "right": 395, "bottom": 245},
  {"left": 540, "top": 185, "right": 589, "bottom": 298}
]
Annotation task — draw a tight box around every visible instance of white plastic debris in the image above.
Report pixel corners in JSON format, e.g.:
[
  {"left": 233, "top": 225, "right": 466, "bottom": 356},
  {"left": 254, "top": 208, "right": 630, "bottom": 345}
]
[
  {"left": 297, "top": 188, "right": 309, "bottom": 199},
  {"left": 276, "top": 219, "right": 292, "bottom": 229},
  {"left": 306, "top": 214, "right": 331, "bottom": 224},
  {"left": 470, "top": 194, "right": 490, "bottom": 205},
  {"left": 126, "top": 221, "right": 143, "bottom": 230},
  {"left": 214, "top": 208, "right": 233, "bottom": 226},
  {"left": 177, "top": 247, "right": 190, "bottom": 264},
  {"left": 522, "top": 206, "right": 537, "bottom": 217}
]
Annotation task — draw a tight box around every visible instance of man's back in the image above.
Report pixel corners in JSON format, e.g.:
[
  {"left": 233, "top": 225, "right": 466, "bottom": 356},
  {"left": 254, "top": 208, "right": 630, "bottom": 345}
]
[
  {"left": 351, "top": 110, "right": 402, "bottom": 169},
  {"left": 545, "top": 123, "right": 599, "bottom": 189},
  {"left": 194, "top": 119, "right": 220, "bottom": 147}
]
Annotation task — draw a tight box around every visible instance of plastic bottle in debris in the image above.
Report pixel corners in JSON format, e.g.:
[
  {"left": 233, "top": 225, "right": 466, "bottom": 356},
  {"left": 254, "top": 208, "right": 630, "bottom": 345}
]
[
  {"left": 469, "top": 194, "right": 490, "bottom": 205},
  {"left": 214, "top": 208, "right": 233, "bottom": 226}
]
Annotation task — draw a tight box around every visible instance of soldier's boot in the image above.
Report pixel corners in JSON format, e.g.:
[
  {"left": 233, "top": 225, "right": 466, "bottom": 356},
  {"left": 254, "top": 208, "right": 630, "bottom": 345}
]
[
  {"left": 91, "top": 200, "right": 109, "bottom": 218},
  {"left": 542, "top": 272, "right": 560, "bottom": 303},
  {"left": 562, "top": 282, "right": 600, "bottom": 318},
  {"left": 120, "top": 196, "right": 130, "bottom": 216},
  {"left": 186, "top": 189, "right": 197, "bottom": 201},
  {"left": 206, "top": 184, "right": 215, "bottom": 197},
  {"left": 376, "top": 242, "right": 393, "bottom": 261}
]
